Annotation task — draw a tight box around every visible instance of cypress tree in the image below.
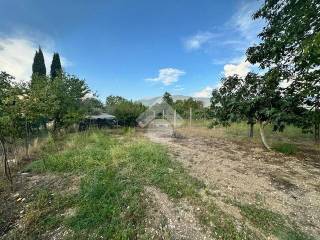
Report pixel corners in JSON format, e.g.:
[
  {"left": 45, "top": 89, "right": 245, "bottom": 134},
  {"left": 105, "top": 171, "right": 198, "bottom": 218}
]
[
  {"left": 32, "top": 47, "right": 46, "bottom": 76},
  {"left": 50, "top": 53, "right": 62, "bottom": 79},
  {"left": 32, "top": 50, "right": 39, "bottom": 75}
]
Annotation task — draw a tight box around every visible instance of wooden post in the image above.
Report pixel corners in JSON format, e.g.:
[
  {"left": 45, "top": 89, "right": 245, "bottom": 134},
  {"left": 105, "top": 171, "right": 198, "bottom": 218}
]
[
  {"left": 189, "top": 107, "right": 192, "bottom": 128},
  {"left": 174, "top": 109, "right": 176, "bottom": 129},
  {"left": 163, "top": 109, "right": 165, "bottom": 120},
  {"left": 25, "top": 118, "right": 29, "bottom": 159}
]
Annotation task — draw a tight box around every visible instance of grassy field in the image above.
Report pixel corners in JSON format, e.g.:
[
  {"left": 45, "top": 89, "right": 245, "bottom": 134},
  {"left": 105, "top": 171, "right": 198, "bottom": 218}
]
[
  {"left": 1, "top": 129, "right": 317, "bottom": 239},
  {"left": 178, "top": 120, "right": 319, "bottom": 157}
]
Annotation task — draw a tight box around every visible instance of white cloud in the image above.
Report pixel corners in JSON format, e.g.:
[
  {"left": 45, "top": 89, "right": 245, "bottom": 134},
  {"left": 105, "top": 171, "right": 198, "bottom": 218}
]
[
  {"left": 183, "top": 1, "right": 264, "bottom": 64},
  {"left": 193, "top": 86, "right": 214, "bottom": 98},
  {"left": 230, "top": 1, "right": 264, "bottom": 43},
  {"left": 0, "top": 36, "right": 70, "bottom": 82},
  {"left": 183, "top": 31, "right": 217, "bottom": 51},
  {"left": 82, "top": 92, "right": 96, "bottom": 100},
  {"left": 223, "top": 58, "right": 252, "bottom": 78},
  {"left": 146, "top": 68, "right": 185, "bottom": 86}
]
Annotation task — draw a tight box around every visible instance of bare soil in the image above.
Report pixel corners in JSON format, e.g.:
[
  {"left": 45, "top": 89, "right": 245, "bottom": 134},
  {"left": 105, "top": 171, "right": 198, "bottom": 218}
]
[
  {"left": 144, "top": 186, "right": 211, "bottom": 240},
  {"left": 143, "top": 126, "right": 320, "bottom": 238}
]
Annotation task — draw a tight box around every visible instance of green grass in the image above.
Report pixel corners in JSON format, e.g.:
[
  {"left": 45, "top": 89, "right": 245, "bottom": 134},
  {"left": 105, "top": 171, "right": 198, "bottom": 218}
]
[
  {"left": 17, "top": 130, "right": 315, "bottom": 239},
  {"left": 190, "top": 120, "right": 314, "bottom": 143},
  {"left": 237, "top": 203, "right": 315, "bottom": 240},
  {"left": 21, "top": 130, "right": 206, "bottom": 239},
  {"left": 272, "top": 143, "right": 298, "bottom": 155},
  {"left": 197, "top": 201, "right": 257, "bottom": 240},
  {"left": 66, "top": 169, "right": 146, "bottom": 239},
  {"left": 183, "top": 120, "right": 318, "bottom": 156}
]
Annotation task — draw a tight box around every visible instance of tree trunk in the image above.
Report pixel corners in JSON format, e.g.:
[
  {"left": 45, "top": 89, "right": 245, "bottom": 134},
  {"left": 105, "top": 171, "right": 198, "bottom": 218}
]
[
  {"left": 259, "top": 122, "right": 271, "bottom": 151},
  {"left": 0, "top": 138, "right": 12, "bottom": 185},
  {"left": 315, "top": 123, "right": 320, "bottom": 143},
  {"left": 248, "top": 123, "right": 254, "bottom": 138},
  {"left": 25, "top": 120, "right": 30, "bottom": 159},
  {"left": 315, "top": 102, "right": 320, "bottom": 143}
]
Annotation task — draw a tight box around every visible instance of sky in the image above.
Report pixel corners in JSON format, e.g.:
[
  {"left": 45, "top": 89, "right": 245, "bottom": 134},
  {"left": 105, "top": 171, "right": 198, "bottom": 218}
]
[{"left": 0, "top": 0, "right": 264, "bottom": 101}]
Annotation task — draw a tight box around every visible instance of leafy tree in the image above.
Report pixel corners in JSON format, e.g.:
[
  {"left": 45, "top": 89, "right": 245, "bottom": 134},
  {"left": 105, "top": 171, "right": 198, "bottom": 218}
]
[
  {"left": 106, "top": 96, "right": 146, "bottom": 126},
  {"left": 20, "top": 75, "right": 53, "bottom": 157},
  {"left": 211, "top": 71, "right": 287, "bottom": 150},
  {"left": 26, "top": 75, "right": 52, "bottom": 125},
  {"left": 210, "top": 75, "right": 244, "bottom": 126},
  {"left": 0, "top": 72, "right": 24, "bottom": 183},
  {"left": 32, "top": 47, "right": 46, "bottom": 76},
  {"left": 81, "top": 98, "right": 104, "bottom": 115},
  {"left": 247, "top": 0, "right": 320, "bottom": 142},
  {"left": 112, "top": 100, "right": 147, "bottom": 127},
  {"left": 162, "top": 92, "right": 174, "bottom": 106},
  {"left": 175, "top": 97, "right": 204, "bottom": 119},
  {"left": 49, "top": 73, "right": 89, "bottom": 134},
  {"left": 105, "top": 95, "right": 126, "bottom": 113},
  {"left": 50, "top": 53, "right": 62, "bottom": 79}
]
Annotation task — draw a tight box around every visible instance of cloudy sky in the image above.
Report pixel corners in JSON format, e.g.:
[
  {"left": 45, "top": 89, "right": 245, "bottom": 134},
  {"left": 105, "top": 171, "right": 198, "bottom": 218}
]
[{"left": 0, "top": 0, "right": 263, "bottom": 100}]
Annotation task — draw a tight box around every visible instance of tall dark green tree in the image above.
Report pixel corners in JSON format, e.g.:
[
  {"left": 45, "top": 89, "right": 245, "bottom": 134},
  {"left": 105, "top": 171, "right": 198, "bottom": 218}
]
[
  {"left": 32, "top": 47, "right": 46, "bottom": 76},
  {"left": 50, "top": 53, "right": 62, "bottom": 79}
]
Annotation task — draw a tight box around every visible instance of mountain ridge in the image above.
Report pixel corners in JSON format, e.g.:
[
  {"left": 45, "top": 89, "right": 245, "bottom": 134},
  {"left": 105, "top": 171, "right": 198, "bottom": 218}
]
[{"left": 137, "top": 95, "right": 210, "bottom": 107}]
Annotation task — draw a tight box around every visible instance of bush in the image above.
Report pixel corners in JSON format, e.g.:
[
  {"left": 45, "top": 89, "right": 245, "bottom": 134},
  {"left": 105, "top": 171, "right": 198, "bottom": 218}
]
[{"left": 112, "top": 101, "right": 146, "bottom": 127}]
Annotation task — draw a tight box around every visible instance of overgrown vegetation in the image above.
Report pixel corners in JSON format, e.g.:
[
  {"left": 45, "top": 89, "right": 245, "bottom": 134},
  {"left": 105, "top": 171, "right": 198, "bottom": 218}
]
[
  {"left": 3, "top": 130, "right": 313, "bottom": 239},
  {"left": 105, "top": 95, "right": 147, "bottom": 126},
  {"left": 0, "top": 48, "right": 91, "bottom": 183},
  {"left": 16, "top": 130, "right": 205, "bottom": 238}
]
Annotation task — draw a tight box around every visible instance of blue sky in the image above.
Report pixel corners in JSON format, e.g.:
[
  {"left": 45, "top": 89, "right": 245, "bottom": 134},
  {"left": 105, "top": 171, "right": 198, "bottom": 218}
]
[{"left": 0, "top": 0, "right": 263, "bottom": 101}]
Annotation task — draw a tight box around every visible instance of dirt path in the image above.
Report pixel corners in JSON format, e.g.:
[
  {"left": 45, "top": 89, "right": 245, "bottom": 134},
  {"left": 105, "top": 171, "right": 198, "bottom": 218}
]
[
  {"left": 144, "top": 186, "right": 211, "bottom": 240},
  {"left": 143, "top": 126, "right": 320, "bottom": 238}
]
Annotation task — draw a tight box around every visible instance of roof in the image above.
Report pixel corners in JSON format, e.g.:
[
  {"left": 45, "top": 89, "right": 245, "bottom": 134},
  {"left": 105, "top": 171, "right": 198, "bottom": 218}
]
[{"left": 87, "top": 113, "right": 116, "bottom": 120}]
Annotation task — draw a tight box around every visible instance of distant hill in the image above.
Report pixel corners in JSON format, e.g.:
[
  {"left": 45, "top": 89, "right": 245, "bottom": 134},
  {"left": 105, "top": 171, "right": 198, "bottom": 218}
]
[{"left": 137, "top": 95, "right": 210, "bottom": 107}]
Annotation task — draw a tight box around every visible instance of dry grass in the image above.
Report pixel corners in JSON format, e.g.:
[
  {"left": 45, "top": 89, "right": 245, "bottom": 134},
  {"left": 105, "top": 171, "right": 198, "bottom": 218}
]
[{"left": 176, "top": 121, "right": 319, "bottom": 159}]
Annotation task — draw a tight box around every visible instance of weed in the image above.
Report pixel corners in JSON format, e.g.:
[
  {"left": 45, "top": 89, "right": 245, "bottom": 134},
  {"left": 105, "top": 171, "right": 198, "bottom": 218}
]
[
  {"left": 273, "top": 143, "right": 298, "bottom": 155},
  {"left": 21, "top": 130, "right": 314, "bottom": 239},
  {"left": 3, "top": 188, "right": 75, "bottom": 239},
  {"left": 65, "top": 169, "right": 146, "bottom": 239},
  {"left": 24, "top": 130, "right": 205, "bottom": 238},
  {"left": 122, "top": 140, "right": 205, "bottom": 198},
  {"left": 237, "top": 203, "right": 315, "bottom": 240},
  {"left": 197, "top": 201, "right": 257, "bottom": 240}
]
